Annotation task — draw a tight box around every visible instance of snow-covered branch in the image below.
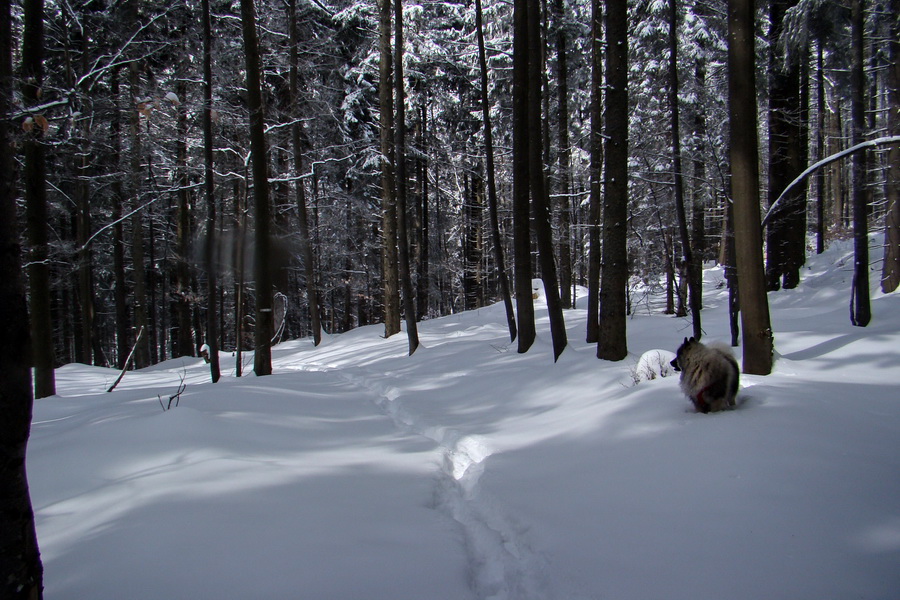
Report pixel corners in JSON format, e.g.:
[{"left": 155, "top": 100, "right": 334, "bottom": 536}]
[{"left": 762, "top": 136, "right": 900, "bottom": 228}]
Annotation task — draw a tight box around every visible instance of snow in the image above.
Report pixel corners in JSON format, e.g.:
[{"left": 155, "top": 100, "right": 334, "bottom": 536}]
[{"left": 29, "top": 237, "right": 900, "bottom": 599}]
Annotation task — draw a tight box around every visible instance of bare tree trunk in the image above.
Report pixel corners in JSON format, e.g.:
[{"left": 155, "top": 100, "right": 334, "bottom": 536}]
[
  {"left": 816, "top": 43, "right": 827, "bottom": 256},
  {"left": 202, "top": 0, "right": 221, "bottom": 381},
  {"left": 234, "top": 177, "right": 247, "bottom": 377},
  {"left": 766, "top": 0, "right": 805, "bottom": 290},
  {"left": 475, "top": 0, "right": 516, "bottom": 342},
  {"left": 597, "top": 0, "right": 628, "bottom": 361},
  {"left": 415, "top": 101, "right": 430, "bottom": 321},
  {"left": 513, "top": 0, "right": 536, "bottom": 354},
  {"left": 173, "top": 74, "right": 194, "bottom": 360},
  {"left": 71, "top": 18, "right": 96, "bottom": 366},
  {"left": 586, "top": 0, "right": 603, "bottom": 344},
  {"left": 881, "top": 0, "right": 900, "bottom": 292},
  {"left": 728, "top": 0, "right": 773, "bottom": 374},
  {"left": 288, "top": 0, "right": 322, "bottom": 345},
  {"left": 526, "top": 0, "right": 567, "bottom": 361},
  {"left": 240, "top": 0, "right": 274, "bottom": 374},
  {"left": 394, "top": 0, "right": 419, "bottom": 355},
  {"left": 380, "top": 0, "right": 401, "bottom": 338},
  {"left": 0, "top": 0, "right": 44, "bottom": 591},
  {"left": 111, "top": 67, "right": 130, "bottom": 370},
  {"left": 668, "top": 0, "right": 701, "bottom": 340},
  {"left": 23, "top": 0, "right": 55, "bottom": 398},
  {"left": 553, "top": 0, "right": 573, "bottom": 309},
  {"left": 849, "top": 0, "right": 870, "bottom": 326},
  {"left": 129, "top": 58, "right": 151, "bottom": 370}
]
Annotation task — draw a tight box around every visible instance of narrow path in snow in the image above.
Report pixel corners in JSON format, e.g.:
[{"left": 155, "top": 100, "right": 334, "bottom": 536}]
[{"left": 303, "top": 361, "right": 553, "bottom": 600}]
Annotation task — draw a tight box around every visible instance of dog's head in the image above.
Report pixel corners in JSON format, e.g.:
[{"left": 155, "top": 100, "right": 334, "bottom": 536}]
[{"left": 670, "top": 336, "right": 698, "bottom": 372}]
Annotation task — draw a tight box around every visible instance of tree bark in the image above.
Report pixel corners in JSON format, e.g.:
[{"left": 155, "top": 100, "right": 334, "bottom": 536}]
[
  {"left": 0, "top": 0, "right": 44, "bottom": 591},
  {"left": 553, "top": 0, "right": 573, "bottom": 309},
  {"left": 111, "top": 67, "right": 130, "bottom": 370},
  {"left": 379, "top": 0, "right": 401, "bottom": 338},
  {"left": 513, "top": 0, "right": 535, "bottom": 353},
  {"left": 880, "top": 0, "right": 900, "bottom": 293},
  {"left": 240, "top": 0, "right": 274, "bottom": 374},
  {"left": 526, "top": 0, "right": 568, "bottom": 361},
  {"left": 393, "top": 0, "right": 419, "bottom": 355},
  {"left": 23, "top": 0, "right": 56, "bottom": 398},
  {"left": 586, "top": 0, "right": 602, "bottom": 344},
  {"left": 668, "top": 0, "right": 702, "bottom": 340},
  {"left": 174, "top": 74, "right": 194, "bottom": 360},
  {"left": 202, "top": 0, "right": 221, "bottom": 381},
  {"left": 128, "top": 58, "right": 151, "bottom": 370},
  {"left": 728, "top": 0, "right": 773, "bottom": 374},
  {"left": 815, "top": 43, "right": 826, "bottom": 256},
  {"left": 597, "top": 0, "right": 628, "bottom": 361},
  {"left": 475, "top": 0, "right": 516, "bottom": 342},
  {"left": 849, "top": 0, "right": 870, "bottom": 326},
  {"left": 288, "top": 0, "right": 323, "bottom": 345},
  {"left": 766, "top": 0, "right": 805, "bottom": 291}
]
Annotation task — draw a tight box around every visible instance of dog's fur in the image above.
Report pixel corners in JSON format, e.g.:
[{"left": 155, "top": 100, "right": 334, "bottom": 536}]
[{"left": 670, "top": 337, "right": 739, "bottom": 413}]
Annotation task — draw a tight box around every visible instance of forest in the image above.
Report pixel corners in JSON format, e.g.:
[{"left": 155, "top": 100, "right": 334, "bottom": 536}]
[
  {"left": 0, "top": 0, "right": 897, "bottom": 594},
  {"left": 2, "top": 0, "right": 899, "bottom": 389}
]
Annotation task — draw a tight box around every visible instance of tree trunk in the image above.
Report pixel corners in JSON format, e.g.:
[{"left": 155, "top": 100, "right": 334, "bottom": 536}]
[
  {"left": 553, "top": 0, "right": 573, "bottom": 309},
  {"left": 393, "top": 0, "right": 419, "bottom": 355},
  {"left": 288, "top": 0, "right": 322, "bottom": 345},
  {"left": 128, "top": 60, "right": 150, "bottom": 370},
  {"left": 527, "top": 0, "right": 567, "bottom": 361},
  {"left": 668, "top": 0, "right": 702, "bottom": 340},
  {"left": 379, "top": 0, "right": 401, "bottom": 338},
  {"left": 586, "top": 0, "right": 602, "bottom": 344},
  {"left": 475, "top": 0, "right": 516, "bottom": 342},
  {"left": 513, "top": 0, "right": 535, "bottom": 353},
  {"left": 849, "top": 0, "right": 870, "bottom": 327},
  {"left": 202, "top": 0, "right": 221, "bottom": 381},
  {"left": 174, "top": 74, "right": 194, "bottom": 360},
  {"left": 816, "top": 43, "right": 827, "bottom": 256},
  {"left": 234, "top": 176, "right": 247, "bottom": 377},
  {"left": 881, "top": 0, "right": 900, "bottom": 293},
  {"left": 23, "top": 0, "right": 56, "bottom": 398},
  {"left": 0, "top": 0, "right": 44, "bottom": 591},
  {"left": 415, "top": 101, "right": 430, "bottom": 321},
  {"left": 728, "top": 0, "right": 773, "bottom": 374},
  {"left": 597, "top": 0, "right": 628, "bottom": 361},
  {"left": 766, "top": 0, "right": 805, "bottom": 291},
  {"left": 240, "top": 0, "right": 274, "bottom": 374},
  {"left": 71, "top": 19, "right": 96, "bottom": 368},
  {"left": 111, "top": 67, "right": 130, "bottom": 370},
  {"left": 463, "top": 173, "right": 482, "bottom": 311}
]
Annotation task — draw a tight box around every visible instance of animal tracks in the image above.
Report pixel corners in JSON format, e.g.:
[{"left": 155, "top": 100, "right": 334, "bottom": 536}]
[{"left": 335, "top": 367, "right": 551, "bottom": 600}]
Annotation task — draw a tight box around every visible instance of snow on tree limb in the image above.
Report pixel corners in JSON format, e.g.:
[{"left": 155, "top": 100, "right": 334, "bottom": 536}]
[{"left": 762, "top": 136, "right": 900, "bottom": 229}]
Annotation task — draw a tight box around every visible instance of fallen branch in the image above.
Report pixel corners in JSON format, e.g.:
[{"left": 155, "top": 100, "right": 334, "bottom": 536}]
[
  {"left": 106, "top": 326, "right": 145, "bottom": 393},
  {"left": 158, "top": 370, "right": 187, "bottom": 411}
]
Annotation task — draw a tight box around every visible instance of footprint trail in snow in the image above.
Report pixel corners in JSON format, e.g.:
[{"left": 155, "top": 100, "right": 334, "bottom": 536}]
[{"left": 336, "top": 368, "right": 553, "bottom": 600}]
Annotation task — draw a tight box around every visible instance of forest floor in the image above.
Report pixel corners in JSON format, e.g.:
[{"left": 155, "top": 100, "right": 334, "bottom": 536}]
[{"left": 29, "top": 236, "right": 900, "bottom": 599}]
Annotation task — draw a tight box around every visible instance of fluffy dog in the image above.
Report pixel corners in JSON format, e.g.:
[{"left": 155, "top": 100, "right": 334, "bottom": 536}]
[{"left": 670, "top": 337, "right": 740, "bottom": 413}]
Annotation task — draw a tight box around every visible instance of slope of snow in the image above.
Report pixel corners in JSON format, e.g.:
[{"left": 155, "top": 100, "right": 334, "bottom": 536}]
[{"left": 29, "top": 237, "right": 900, "bottom": 599}]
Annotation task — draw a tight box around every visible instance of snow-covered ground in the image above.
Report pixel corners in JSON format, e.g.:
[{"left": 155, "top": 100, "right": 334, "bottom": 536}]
[{"left": 29, "top": 238, "right": 900, "bottom": 599}]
